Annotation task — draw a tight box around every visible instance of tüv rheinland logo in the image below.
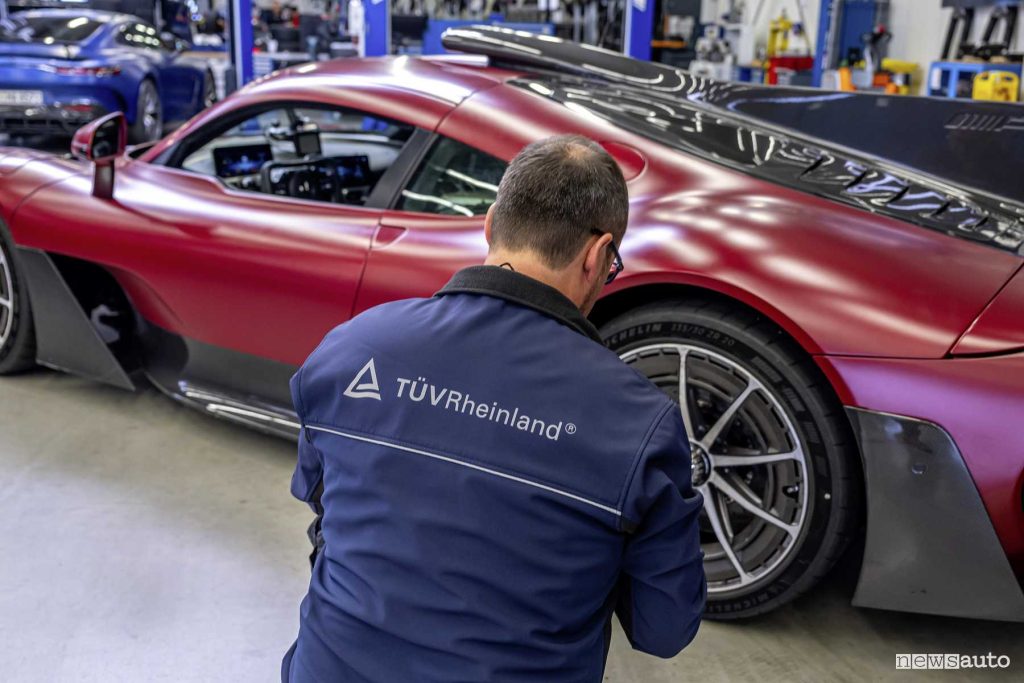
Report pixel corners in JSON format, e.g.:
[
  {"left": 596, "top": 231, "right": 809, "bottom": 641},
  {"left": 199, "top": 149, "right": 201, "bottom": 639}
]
[
  {"left": 343, "top": 358, "right": 382, "bottom": 400},
  {"left": 343, "top": 358, "right": 574, "bottom": 441}
]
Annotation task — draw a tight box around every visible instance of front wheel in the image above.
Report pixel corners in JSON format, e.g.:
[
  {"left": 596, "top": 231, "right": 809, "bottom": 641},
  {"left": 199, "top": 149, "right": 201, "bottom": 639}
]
[
  {"left": 129, "top": 79, "right": 162, "bottom": 144},
  {"left": 0, "top": 222, "right": 36, "bottom": 374},
  {"left": 602, "top": 298, "right": 861, "bottom": 619}
]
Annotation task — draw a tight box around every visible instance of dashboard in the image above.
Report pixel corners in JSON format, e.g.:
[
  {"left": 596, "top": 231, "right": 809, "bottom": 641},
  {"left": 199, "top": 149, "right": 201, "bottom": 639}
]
[{"left": 180, "top": 133, "right": 402, "bottom": 205}]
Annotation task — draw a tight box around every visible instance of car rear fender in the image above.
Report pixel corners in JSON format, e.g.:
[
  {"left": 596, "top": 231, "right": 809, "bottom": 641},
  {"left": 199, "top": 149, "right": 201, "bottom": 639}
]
[{"left": 951, "top": 264, "right": 1024, "bottom": 356}]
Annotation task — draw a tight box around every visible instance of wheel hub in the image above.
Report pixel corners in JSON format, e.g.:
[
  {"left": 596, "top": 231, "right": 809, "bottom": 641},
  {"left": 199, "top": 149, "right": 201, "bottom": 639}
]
[{"left": 690, "top": 442, "right": 711, "bottom": 487}]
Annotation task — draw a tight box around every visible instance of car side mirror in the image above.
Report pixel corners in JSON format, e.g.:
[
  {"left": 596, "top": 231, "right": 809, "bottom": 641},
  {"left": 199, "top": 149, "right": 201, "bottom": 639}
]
[{"left": 71, "top": 112, "right": 126, "bottom": 200}]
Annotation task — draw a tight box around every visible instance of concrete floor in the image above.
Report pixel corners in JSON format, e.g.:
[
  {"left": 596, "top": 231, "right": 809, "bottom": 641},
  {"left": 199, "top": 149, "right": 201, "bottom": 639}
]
[{"left": 2, "top": 371, "right": 1022, "bottom": 682}]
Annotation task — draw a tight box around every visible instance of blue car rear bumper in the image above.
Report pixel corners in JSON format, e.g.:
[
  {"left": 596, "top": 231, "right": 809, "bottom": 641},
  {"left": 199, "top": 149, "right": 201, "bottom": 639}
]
[
  {"left": 0, "top": 68, "right": 131, "bottom": 135},
  {"left": 0, "top": 101, "right": 109, "bottom": 135}
]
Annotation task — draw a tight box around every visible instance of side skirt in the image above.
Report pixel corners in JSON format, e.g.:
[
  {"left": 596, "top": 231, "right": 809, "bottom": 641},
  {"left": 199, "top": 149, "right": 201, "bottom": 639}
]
[
  {"left": 139, "top": 322, "right": 300, "bottom": 440},
  {"left": 155, "top": 379, "right": 300, "bottom": 441}
]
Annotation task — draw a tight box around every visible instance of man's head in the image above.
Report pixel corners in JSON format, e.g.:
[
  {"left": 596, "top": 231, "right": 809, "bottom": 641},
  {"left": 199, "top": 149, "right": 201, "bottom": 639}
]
[{"left": 484, "top": 135, "right": 629, "bottom": 316}]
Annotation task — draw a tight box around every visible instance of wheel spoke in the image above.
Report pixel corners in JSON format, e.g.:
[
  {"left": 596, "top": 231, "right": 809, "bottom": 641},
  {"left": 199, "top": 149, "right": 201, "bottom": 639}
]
[
  {"left": 619, "top": 342, "right": 811, "bottom": 596},
  {"left": 699, "top": 380, "right": 759, "bottom": 451},
  {"left": 0, "top": 294, "right": 10, "bottom": 309},
  {"left": 713, "top": 450, "right": 801, "bottom": 468},
  {"left": 716, "top": 487, "right": 735, "bottom": 542},
  {"left": 710, "top": 474, "right": 798, "bottom": 537},
  {"left": 676, "top": 348, "right": 695, "bottom": 439},
  {"left": 701, "top": 485, "right": 751, "bottom": 584},
  {"left": 720, "top": 470, "right": 764, "bottom": 507}
]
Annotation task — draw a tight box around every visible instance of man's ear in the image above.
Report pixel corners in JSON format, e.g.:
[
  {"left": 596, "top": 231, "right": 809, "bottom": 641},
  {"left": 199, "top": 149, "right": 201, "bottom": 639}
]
[
  {"left": 584, "top": 232, "right": 612, "bottom": 284},
  {"left": 484, "top": 205, "right": 495, "bottom": 247}
]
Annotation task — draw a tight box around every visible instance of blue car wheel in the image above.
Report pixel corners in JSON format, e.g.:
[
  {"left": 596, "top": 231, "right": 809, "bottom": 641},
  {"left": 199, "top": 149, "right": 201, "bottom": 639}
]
[{"left": 129, "top": 79, "right": 162, "bottom": 144}]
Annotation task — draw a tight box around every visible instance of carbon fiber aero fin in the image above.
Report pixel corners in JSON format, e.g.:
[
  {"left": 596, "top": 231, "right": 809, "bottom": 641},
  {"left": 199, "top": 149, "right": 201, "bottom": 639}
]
[{"left": 16, "top": 247, "right": 134, "bottom": 390}]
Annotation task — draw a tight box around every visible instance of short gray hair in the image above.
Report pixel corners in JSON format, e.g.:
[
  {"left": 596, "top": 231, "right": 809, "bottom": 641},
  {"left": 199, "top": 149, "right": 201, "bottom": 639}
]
[{"left": 490, "top": 135, "right": 628, "bottom": 269}]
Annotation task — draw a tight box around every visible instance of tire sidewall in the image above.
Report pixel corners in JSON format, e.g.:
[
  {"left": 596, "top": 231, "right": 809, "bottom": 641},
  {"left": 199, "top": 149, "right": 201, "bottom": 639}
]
[
  {"left": 0, "top": 221, "right": 35, "bottom": 373},
  {"left": 203, "top": 71, "right": 217, "bottom": 109},
  {"left": 131, "top": 79, "right": 161, "bottom": 144},
  {"left": 602, "top": 303, "right": 854, "bottom": 617}
]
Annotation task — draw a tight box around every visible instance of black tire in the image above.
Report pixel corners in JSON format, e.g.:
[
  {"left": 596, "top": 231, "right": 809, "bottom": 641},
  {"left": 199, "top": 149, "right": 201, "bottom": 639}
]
[
  {"left": 129, "top": 79, "right": 162, "bottom": 144},
  {"left": 601, "top": 298, "right": 861, "bottom": 619},
  {"left": 202, "top": 70, "right": 217, "bottom": 109},
  {"left": 0, "top": 221, "right": 36, "bottom": 375}
]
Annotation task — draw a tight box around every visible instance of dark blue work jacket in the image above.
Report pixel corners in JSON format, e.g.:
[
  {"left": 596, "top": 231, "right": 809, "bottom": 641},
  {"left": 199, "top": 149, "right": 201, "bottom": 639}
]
[{"left": 285, "top": 266, "right": 706, "bottom": 682}]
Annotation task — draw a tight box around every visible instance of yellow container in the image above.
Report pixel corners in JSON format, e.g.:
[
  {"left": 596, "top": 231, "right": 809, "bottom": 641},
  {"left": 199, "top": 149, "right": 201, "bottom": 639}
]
[{"left": 972, "top": 71, "right": 1020, "bottom": 102}]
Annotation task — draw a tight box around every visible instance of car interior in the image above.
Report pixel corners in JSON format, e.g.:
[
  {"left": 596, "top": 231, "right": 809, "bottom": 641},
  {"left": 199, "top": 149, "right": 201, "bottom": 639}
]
[
  {"left": 178, "top": 106, "right": 413, "bottom": 206},
  {"left": 397, "top": 136, "right": 506, "bottom": 217}
]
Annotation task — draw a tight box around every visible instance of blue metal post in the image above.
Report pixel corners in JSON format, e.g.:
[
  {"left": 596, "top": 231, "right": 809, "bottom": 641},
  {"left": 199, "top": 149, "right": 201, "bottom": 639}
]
[
  {"left": 813, "top": 0, "right": 836, "bottom": 87},
  {"left": 624, "top": 0, "right": 654, "bottom": 61},
  {"left": 363, "top": 0, "right": 391, "bottom": 57},
  {"left": 229, "top": 0, "right": 254, "bottom": 89}
]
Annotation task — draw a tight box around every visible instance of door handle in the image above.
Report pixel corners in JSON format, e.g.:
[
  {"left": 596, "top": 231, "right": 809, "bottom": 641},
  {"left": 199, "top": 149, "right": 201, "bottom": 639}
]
[{"left": 372, "top": 224, "right": 406, "bottom": 249}]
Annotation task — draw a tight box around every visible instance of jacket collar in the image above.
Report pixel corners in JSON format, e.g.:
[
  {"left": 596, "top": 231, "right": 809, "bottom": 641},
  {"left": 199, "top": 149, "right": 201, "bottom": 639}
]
[{"left": 435, "top": 266, "right": 603, "bottom": 344}]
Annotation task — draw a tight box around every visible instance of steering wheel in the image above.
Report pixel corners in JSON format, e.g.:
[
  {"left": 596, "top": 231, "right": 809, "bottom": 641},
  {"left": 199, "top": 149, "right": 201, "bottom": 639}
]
[{"left": 260, "top": 158, "right": 339, "bottom": 202}]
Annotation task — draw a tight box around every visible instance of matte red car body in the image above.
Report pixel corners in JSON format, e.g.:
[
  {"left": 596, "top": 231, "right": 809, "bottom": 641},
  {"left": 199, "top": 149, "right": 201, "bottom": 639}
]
[{"left": 1, "top": 56, "right": 1022, "bottom": 575}]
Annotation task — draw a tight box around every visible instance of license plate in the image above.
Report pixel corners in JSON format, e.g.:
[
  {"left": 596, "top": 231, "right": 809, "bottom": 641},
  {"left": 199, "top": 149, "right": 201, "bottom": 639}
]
[{"left": 0, "top": 90, "right": 44, "bottom": 106}]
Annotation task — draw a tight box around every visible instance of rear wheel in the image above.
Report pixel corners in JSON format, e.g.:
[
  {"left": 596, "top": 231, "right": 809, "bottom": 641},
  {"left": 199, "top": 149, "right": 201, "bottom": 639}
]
[
  {"left": 129, "top": 79, "right": 162, "bottom": 144},
  {"left": 602, "top": 298, "right": 861, "bottom": 619},
  {"left": 0, "top": 223, "right": 36, "bottom": 374},
  {"left": 202, "top": 71, "right": 217, "bottom": 109}
]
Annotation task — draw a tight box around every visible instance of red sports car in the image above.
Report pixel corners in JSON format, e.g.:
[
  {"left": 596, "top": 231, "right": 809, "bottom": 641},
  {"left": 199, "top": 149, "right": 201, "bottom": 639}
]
[{"left": 1, "top": 27, "right": 1022, "bottom": 622}]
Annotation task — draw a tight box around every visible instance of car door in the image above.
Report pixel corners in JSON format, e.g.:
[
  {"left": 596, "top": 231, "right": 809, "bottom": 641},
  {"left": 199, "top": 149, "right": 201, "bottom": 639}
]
[
  {"left": 354, "top": 134, "right": 508, "bottom": 314},
  {"left": 111, "top": 103, "right": 426, "bottom": 368}
]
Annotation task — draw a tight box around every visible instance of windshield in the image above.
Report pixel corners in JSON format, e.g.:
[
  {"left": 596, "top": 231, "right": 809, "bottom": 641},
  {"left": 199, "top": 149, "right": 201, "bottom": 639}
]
[{"left": 0, "top": 15, "right": 103, "bottom": 44}]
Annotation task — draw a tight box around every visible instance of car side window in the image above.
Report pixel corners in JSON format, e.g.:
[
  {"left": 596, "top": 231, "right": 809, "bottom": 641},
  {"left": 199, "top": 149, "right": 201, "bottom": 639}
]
[
  {"left": 174, "top": 104, "right": 415, "bottom": 206},
  {"left": 397, "top": 137, "right": 506, "bottom": 217}
]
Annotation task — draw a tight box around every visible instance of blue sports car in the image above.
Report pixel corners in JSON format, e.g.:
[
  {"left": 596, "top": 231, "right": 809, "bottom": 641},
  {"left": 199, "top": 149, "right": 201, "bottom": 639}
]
[{"left": 0, "top": 9, "right": 215, "bottom": 142}]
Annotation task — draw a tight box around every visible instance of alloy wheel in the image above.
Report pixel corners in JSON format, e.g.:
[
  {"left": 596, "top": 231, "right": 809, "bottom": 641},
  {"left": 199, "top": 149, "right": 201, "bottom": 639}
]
[
  {"left": 203, "top": 76, "right": 217, "bottom": 108},
  {"left": 619, "top": 343, "right": 811, "bottom": 595},
  {"left": 142, "top": 86, "right": 161, "bottom": 140}
]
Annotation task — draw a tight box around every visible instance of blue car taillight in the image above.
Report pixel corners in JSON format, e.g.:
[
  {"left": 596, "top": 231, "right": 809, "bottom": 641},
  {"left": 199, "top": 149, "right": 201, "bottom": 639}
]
[{"left": 46, "top": 65, "right": 122, "bottom": 77}]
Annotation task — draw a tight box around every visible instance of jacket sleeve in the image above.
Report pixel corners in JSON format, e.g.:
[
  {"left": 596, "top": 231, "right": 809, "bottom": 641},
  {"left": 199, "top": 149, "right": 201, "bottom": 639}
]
[
  {"left": 290, "top": 367, "right": 327, "bottom": 568},
  {"left": 615, "top": 403, "right": 707, "bottom": 658},
  {"left": 289, "top": 367, "right": 323, "bottom": 510}
]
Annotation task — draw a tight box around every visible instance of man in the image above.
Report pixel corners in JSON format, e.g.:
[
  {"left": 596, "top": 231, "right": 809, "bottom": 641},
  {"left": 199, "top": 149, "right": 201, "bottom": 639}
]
[{"left": 283, "top": 135, "right": 706, "bottom": 682}]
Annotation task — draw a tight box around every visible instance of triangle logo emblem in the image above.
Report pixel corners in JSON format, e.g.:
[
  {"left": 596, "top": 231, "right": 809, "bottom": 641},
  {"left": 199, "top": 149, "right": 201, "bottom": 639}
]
[{"left": 344, "top": 358, "right": 382, "bottom": 400}]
